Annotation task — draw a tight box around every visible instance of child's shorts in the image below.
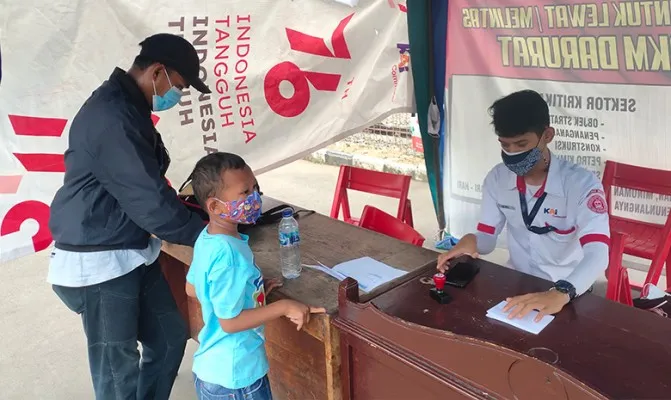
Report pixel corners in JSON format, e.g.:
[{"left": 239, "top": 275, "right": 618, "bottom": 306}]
[{"left": 193, "top": 374, "right": 273, "bottom": 400}]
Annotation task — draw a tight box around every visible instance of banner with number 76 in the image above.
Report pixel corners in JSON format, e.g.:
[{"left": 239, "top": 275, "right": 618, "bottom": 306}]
[{"left": 0, "top": 0, "right": 412, "bottom": 262}]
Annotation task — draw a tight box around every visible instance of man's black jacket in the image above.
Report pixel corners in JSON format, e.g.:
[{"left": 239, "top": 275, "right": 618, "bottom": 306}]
[{"left": 49, "top": 68, "right": 204, "bottom": 251}]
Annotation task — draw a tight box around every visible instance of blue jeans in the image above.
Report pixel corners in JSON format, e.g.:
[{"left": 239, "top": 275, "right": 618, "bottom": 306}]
[
  {"left": 193, "top": 374, "right": 273, "bottom": 400},
  {"left": 53, "top": 261, "right": 188, "bottom": 400}
]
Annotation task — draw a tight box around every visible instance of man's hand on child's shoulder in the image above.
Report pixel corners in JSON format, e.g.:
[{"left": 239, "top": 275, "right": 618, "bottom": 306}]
[
  {"left": 264, "top": 278, "right": 283, "bottom": 296},
  {"left": 278, "top": 300, "right": 326, "bottom": 331}
]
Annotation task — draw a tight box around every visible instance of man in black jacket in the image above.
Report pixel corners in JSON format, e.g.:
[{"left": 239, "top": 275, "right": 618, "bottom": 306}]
[{"left": 48, "top": 34, "right": 209, "bottom": 399}]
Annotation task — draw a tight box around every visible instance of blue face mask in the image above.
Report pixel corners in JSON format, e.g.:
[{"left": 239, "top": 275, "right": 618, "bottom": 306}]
[
  {"left": 501, "top": 140, "right": 544, "bottom": 176},
  {"left": 152, "top": 69, "right": 183, "bottom": 112}
]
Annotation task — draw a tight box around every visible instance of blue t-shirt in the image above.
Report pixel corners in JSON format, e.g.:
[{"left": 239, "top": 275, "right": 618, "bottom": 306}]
[{"left": 186, "top": 229, "right": 269, "bottom": 389}]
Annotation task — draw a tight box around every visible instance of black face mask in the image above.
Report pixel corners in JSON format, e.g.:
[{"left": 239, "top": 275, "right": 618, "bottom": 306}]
[{"left": 501, "top": 139, "right": 544, "bottom": 176}]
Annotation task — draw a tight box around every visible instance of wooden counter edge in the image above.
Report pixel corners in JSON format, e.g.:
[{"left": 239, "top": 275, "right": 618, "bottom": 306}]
[
  {"left": 333, "top": 278, "right": 609, "bottom": 400},
  {"left": 162, "top": 241, "right": 193, "bottom": 266}
]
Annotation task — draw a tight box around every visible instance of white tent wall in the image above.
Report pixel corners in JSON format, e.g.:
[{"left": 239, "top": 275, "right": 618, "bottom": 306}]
[{"left": 443, "top": 0, "right": 671, "bottom": 271}]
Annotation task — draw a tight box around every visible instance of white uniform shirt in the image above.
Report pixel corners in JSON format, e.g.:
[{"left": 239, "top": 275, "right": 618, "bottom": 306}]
[{"left": 476, "top": 153, "right": 610, "bottom": 295}]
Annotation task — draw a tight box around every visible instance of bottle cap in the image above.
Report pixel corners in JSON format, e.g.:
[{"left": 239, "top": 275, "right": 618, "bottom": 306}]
[
  {"left": 282, "top": 208, "right": 293, "bottom": 217},
  {"left": 433, "top": 273, "right": 446, "bottom": 291}
]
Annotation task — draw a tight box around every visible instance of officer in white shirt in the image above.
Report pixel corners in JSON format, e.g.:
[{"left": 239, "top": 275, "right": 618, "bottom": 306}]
[{"left": 438, "top": 90, "right": 610, "bottom": 321}]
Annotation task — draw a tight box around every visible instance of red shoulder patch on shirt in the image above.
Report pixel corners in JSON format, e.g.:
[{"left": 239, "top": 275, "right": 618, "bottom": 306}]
[
  {"left": 587, "top": 188, "right": 605, "bottom": 196},
  {"left": 587, "top": 194, "right": 608, "bottom": 214}
]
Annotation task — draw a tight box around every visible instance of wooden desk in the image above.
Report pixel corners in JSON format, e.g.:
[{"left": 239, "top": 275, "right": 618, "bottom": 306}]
[
  {"left": 159, "top": 197, "right": 437, "bottom": 400},
  {"left": 333, "top": 258, "right": 671, "bottom": 399}
]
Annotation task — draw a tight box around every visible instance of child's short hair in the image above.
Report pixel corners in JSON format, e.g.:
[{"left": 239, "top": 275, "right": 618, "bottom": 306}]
[{"left": 191, "top": 152, "right": 247, "bottom": 206}]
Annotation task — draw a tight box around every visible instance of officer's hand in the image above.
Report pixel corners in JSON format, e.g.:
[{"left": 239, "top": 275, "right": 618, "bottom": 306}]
[
  {"left": 437, "top": 250, "right": 479, "bottom": 273},
  {"left": 502, "top": 290, "right": 570, "bottom": 322},
  {"left": 436, "top": 234, "right": 479, "bottom": 273}
]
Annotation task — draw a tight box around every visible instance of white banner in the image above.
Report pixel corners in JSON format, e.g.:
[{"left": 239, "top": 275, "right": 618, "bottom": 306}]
[{"left": 0, "top": 0, "right": 413, "bottom": 262}]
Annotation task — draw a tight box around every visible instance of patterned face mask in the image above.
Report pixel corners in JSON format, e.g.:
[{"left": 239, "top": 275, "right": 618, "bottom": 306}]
[
  {"left": 501, "top": 135, "right": 546, "bottom": 176},
  {"left": 215, "top": 191, "right": 262, "bottom": 224},
  {"left": 501, "top": 147, "right": 543, "bottom": 176}
]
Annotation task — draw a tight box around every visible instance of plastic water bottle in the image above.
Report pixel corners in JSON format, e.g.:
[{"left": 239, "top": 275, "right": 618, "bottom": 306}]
[{"left": 279, "top": 208, "right": 302, "bottom": 279}]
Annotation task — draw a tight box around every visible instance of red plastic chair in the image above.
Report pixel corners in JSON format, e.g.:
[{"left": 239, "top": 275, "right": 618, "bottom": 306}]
[
  {"left": 359, "top": 205, "right": 425, "bottom": 247},
  {"left": 606, "top": 232, "right": 634, "bottom": 306},
  {"left": 330, "top": 165, "right": 414, "bottom": 227},
  {"left": 602, "top": 160, "right": 671, "bottom": 302}
]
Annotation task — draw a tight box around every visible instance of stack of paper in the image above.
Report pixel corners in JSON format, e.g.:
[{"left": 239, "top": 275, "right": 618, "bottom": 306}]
[
  {"left": 486, "top": 301, "right": 555, "bottom": 335},
  {"left": 302, "top": 263, "right": 348, "bottom": 281},
  {"left": 303, "top": 257, "right": 407, "bottom": 293},
  {"left": 333, "top": 257, "right": 407, "bottom": 292}
]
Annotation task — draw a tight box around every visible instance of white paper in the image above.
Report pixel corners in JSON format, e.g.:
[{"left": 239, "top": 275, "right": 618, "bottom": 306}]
[
  {"left": 302, "top": 264, "right": 348, "bottom": 281},
  {"left": 486, "top": 301, "right": 555, "bottom": 335},
  {"left": 333, "top": 257, "right": 407, "bottom": 293}
]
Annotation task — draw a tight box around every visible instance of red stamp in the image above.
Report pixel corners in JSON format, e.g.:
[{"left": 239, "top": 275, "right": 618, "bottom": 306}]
[{"left": 587, "top": 194, "right": 608, "bottom": 214}]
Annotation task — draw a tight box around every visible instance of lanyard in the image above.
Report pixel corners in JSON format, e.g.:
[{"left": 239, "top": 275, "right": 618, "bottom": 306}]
[{"left": 517, "top": 176, "right": 555, "bottom": 235}]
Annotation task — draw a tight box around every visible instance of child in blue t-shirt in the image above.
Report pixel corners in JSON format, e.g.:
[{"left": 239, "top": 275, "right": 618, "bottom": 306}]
[{"left": 185, "top": 152, "right": 325, "bottom": 400}]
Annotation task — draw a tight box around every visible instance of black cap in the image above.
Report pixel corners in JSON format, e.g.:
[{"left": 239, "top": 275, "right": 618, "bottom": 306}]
[{"left": 139, "top": 33, "right": 211, "bottom": 94}]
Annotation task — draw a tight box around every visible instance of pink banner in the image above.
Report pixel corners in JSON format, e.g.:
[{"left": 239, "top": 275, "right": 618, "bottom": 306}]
[{"left": 448, "top": 0, "right": 671, "bottom": 85}]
